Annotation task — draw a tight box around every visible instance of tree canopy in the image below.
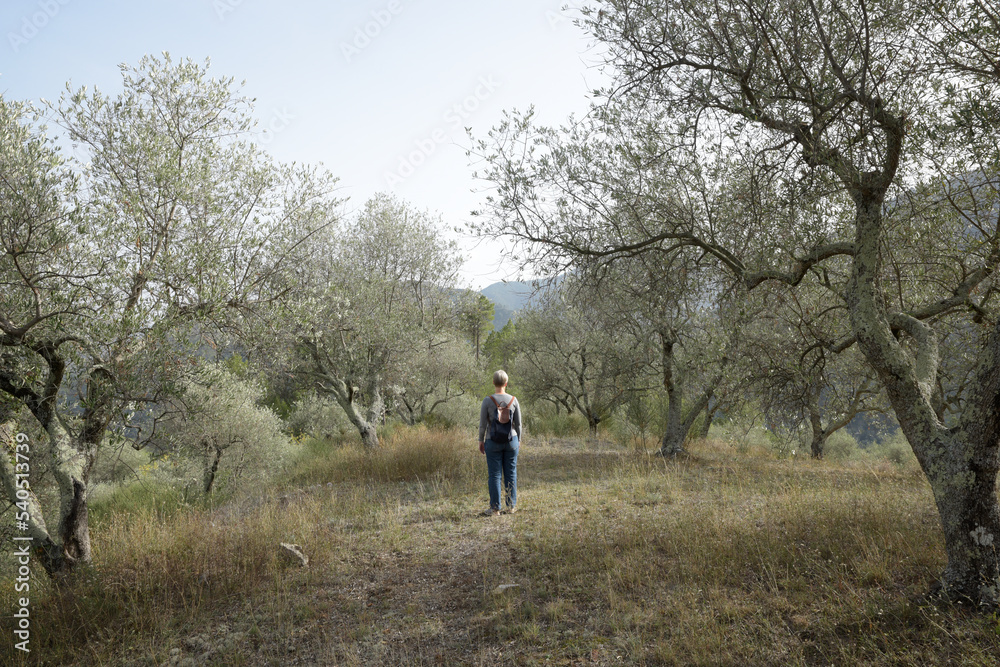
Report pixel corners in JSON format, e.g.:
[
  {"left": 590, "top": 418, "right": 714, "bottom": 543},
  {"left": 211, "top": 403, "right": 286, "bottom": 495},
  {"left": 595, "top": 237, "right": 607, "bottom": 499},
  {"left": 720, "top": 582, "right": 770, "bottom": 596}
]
[{"left": 474, "top": 0, "right": 1000, "bottom": 605}]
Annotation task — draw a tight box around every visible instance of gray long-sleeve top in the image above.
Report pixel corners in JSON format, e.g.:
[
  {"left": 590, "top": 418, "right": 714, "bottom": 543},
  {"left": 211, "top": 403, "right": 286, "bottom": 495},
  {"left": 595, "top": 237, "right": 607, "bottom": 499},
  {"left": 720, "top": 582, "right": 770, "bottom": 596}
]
[{"left": 478, "top": 393, "right": 521, "bottom": 443}]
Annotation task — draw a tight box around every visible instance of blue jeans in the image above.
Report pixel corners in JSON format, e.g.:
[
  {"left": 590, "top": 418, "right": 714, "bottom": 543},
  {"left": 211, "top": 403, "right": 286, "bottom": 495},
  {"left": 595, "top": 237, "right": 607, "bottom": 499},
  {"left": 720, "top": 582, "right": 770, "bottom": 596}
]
[{"left": 485, "top": 436, "right": 518, "bottom": 510}]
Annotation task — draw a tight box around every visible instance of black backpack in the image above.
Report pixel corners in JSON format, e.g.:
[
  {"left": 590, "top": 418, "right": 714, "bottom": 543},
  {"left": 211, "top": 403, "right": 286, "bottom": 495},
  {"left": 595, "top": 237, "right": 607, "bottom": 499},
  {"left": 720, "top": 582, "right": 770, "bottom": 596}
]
[{"left": 489, "top": 395, "right": 515, "bottom": 443}]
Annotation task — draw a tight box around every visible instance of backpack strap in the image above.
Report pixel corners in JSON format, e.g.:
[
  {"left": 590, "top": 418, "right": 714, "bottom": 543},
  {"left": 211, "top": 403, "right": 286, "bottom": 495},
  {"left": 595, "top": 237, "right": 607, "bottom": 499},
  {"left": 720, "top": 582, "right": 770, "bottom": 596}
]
[{"left": 489, "top": 395, "right": 514, "bottom": 410}]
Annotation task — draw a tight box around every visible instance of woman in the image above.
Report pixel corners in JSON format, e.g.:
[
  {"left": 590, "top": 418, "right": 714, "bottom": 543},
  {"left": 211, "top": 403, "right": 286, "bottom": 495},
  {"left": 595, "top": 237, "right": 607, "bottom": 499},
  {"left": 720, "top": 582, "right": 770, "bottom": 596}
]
[{"left": 478, "top": 370, "right": 522, "bottom": 516}]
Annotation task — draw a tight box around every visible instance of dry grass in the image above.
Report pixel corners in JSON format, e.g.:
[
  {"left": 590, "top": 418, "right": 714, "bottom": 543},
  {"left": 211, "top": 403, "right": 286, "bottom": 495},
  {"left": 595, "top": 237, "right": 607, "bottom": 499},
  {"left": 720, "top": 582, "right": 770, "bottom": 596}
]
[
  {"left": 283, "top": 424, "right": 479, "bottom": 488},
  {"left": 3, "top": 432, "right": 1000, "bottom": 666}
]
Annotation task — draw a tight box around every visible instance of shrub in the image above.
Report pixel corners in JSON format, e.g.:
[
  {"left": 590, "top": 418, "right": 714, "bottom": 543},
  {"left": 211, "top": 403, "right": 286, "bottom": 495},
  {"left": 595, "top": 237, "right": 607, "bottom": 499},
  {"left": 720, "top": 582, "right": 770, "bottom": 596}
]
[
  {"left": 608, "top": 402, "right": 652, "bottom": 450},
  {"left": 88, "top": 435, "right": 156, "bottom": 486},
  {"left": 283, "top": 424, "right": 478, "bottom": 488},
  {"left": 712, "top": 412, "right": 782, "bottom": 457},
  {"left": 823, "top": 430, "right": 860, "bottom": 461},
  {"left": 156, "top": 366, "right": 292, "bottom": 495},
  {"left": 285, "top": 391, "right": 351, "bottom": 441},
  {"left": 867, "top": 430, "right": 918, "bottom": 467},
  {"left": 523, "top": 405, "right": 590, "bottom": 438},
  {"left": 418, "top": 393, "right": 481, "bottom": 431}
]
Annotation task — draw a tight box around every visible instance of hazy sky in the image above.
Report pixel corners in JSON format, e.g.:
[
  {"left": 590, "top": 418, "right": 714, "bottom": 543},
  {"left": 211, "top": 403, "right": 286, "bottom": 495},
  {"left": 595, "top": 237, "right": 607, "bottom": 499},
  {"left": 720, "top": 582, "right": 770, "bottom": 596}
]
[{"left": 0, "top": 0, "right": 606, "bottom": 289}]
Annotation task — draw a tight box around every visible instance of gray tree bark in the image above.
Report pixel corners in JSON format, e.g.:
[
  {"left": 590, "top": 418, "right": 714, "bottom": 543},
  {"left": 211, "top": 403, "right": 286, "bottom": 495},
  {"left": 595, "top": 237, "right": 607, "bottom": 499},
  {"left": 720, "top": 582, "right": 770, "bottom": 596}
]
[
  {"left": 0, "top": 418, "right": 67, "bottom": 574},
  {"left": 0, "top": 346, "right": 104, "bottom": 578},
  {"left": 327, "top": 377, "right": 380, "bottom": 449},
  {"left": 848, "top": 180, "right": 1000, "bottom": 606},
  {"left": 696, "top": 395, "right": 718, "bottom": 441},
  {"left": 657, "top": 331, "right": 721, "bottom": 456},
  {"left": 203, "top": 443, "right": 223, "bottom": 494},
  {"left": 0, "top": 404, "right": 93, "bottom": 576}
]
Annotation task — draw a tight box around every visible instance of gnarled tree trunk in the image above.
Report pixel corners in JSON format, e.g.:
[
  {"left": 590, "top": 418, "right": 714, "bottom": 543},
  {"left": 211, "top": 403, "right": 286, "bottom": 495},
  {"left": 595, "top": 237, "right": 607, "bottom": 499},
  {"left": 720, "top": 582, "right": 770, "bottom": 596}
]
[
  {"left": 0, "top": 344, "right": 109, "bottom": 579},
  {"left": 806, "top": 378, "right": 873, "bottom": 460},
  {"left": 696, "top": 394, "right": 718, "bottom": 441},
  {"left": 0, "top": 418, "right": 66, "bottom": 574},
  {"left": 326, "top": 377, "right": 380, "bottom": 449},
  {"left": 0, "top": 412, "right": 91, "bottom": 577},
  {"left": 657, "top": 330, "right": 721, "bottom": 457},
  {"left": 849, "top": 184, "right": 1000, "bottom": 605},
  {"left": 203, "top": 442, "right": 224, "bottom": 494},
  {"left": 808, "top": 386, "right": 827, "bottom": 459}
]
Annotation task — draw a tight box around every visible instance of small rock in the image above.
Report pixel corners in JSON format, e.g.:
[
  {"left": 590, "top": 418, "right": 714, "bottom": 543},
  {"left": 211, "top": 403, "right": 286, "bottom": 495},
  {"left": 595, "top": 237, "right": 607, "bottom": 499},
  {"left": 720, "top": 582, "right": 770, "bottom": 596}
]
[
  {"left": 184, "top": 635, "right": 206, "bottom": 651},
  {"left": 492, "top": 584, "right": 520, "bottom": 594},
  {"left": 279, "top": 542, "right": 309, "bottom": 567}
]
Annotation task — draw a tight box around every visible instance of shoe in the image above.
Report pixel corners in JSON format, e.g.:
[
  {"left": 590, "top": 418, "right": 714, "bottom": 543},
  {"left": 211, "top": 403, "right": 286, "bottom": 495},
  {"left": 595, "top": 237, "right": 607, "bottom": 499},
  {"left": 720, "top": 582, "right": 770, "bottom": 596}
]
[
  {"left": 506, "top": 505, "right": 518, "bottom": 514},
  {"left": 482, "top": 507, "right": 501, "bottom": 517}
]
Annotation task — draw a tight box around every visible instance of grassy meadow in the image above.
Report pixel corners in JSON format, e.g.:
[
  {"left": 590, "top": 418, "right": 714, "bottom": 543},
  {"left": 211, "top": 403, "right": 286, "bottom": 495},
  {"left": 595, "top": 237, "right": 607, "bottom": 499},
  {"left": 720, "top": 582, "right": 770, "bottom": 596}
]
[{"left": 3, "top": 424, "right": 1000, "bottom": 666}]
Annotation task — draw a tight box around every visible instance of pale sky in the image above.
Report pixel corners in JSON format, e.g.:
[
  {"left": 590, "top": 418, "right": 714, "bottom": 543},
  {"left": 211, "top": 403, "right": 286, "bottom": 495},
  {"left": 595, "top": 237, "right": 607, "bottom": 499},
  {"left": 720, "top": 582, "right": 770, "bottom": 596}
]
[{"left": 0, "top": 0, "right": 606, "bottom": 289}]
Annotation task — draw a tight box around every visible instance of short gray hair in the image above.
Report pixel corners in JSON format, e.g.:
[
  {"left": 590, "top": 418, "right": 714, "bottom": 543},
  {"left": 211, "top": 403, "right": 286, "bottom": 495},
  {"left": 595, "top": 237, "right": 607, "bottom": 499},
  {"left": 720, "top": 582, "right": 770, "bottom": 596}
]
[{"left": 493, "top": 370, "right": 509, "bottom": 388}]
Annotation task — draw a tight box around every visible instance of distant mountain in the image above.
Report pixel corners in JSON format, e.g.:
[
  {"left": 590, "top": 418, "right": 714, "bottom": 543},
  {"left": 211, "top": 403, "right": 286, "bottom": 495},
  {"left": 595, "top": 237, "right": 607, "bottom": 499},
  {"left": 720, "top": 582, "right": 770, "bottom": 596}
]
[
  {"left": 490, "top": 304, "right": 516, "bottom": 331},
  {"left": 481, "top": 281, "right": 537, "bottom": 311},
  {"left": 480, "top": 276, "right": 562, "bottom": 329}
]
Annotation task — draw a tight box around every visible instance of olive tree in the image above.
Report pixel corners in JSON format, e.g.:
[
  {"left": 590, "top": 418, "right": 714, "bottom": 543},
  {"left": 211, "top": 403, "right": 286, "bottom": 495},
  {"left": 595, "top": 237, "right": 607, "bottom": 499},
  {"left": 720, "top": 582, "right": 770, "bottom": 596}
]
[
  {"left": 288, "top": 193, "right": 461, "bottom": 448},
  {"left": 0, "top": 55, "right": 336, "bottom": 576},
  {"left": 0, "top": 96, "right": 89, "bottom": 576},
  {"left": 511, "top": 281, "right": 651, "bottom": 434},
  {"left": 476, "top": 0, "right": 1000, "bottom": 605},
  {"left": 156, "top": 366, "right": 288, "bottom": 495},
  {"left": 739, "top": 281, "right": 885, "bottom": 458},
  {"left": 579, "top": 253, "right": 742, "bottom": 455},
  {"left": 394, "top": 337, "right": 479, "bottom": 425}
]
